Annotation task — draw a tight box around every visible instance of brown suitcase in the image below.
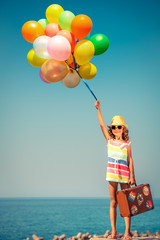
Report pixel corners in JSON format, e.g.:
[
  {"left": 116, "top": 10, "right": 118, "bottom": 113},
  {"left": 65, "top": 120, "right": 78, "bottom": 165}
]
[{"left": 117, "top": 184, "right": 154, "bottom": 217}]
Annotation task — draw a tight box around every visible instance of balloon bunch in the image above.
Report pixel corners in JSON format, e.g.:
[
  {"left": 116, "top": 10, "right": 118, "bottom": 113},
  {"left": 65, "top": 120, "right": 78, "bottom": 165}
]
[{"left": 22, "top": 4, "right": 109, "bottom": 89}]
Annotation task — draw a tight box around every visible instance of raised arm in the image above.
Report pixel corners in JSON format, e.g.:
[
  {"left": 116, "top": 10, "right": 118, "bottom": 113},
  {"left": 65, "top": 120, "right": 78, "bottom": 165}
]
[{"left": 95, "top": 100, "right": 110, "bottom": 141}]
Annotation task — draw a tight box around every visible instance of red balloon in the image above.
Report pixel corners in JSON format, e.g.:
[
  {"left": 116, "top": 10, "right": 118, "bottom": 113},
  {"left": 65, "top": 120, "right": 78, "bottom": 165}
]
[{"left": 57, "top": 30, "right": 76, "bottom": 52}]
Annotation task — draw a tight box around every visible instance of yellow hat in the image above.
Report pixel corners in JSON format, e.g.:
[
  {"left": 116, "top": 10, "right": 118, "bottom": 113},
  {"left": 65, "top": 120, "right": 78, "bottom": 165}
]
[{"left": 107, "top": 116, "right": 128, "bottom": 128}]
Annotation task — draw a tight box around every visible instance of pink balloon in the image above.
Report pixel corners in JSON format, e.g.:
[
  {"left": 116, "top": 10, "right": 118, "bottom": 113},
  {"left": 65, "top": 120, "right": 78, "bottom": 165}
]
[
  {"left": 47, "top": 35, "right": 71, "bottom": 61},
  {"left": 57, "top": 30, "right": 76, "bottom": 52},
  {"left": 45, "top": 23, "right": 61, "bottom": 37},
  {"left": 39, "top": 70, "right": 51, "bottom": 84}
]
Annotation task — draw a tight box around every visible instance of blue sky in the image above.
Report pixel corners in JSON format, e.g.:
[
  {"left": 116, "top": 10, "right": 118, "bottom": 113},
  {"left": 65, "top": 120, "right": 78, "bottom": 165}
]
[{"left": 0, "top": 0, "right": 160, "bottom": 198}]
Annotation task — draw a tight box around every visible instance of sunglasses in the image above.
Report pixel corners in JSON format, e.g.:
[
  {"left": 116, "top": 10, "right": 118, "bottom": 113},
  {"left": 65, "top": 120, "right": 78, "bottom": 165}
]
[{"left": 111, "top": 125, "right": 124, "bottom": 130}]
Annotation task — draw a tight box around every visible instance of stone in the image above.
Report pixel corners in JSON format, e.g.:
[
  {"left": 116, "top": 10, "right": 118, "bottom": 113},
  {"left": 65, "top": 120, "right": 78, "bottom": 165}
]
[
  {"left": 82, "top": 233, "right": 90, "bottom": 239},
  {"left": 72, "top": 237, "right": 77, "bottom": 240},
  {"left": 146, "top": 230, "right": 156, "bottom": 238},
  {"left": 117, "top": 233, "right": 123, "bottom": 238},
  {"left": 53, "top": 235, "right": 59, "bottom": 240},
  {"left": 132, "top": 230, "right": 139, "bottom": 237},
  {"left": 32, "top": 235, "right": 44, "bottom": 240},
  {"left": 140, "top": 232, "right": 147, "bottom": 237},
  {"left": 103, "top": 230, "right": 110, "bottom": 238},
  {"left": 146, "top": 230, "right": 151, "bottom": 236},
  {"left": 92, "top": 235, "right": 104, "bottom": 238},
  {"left": 76, "top": 233, "right": 82, "bottom": 239},
  {"left": 59, "top": 234, "right": 66, "bottom": 240},
  {"left": 90, "top": 238, "right": 107, "bottom": 240}
]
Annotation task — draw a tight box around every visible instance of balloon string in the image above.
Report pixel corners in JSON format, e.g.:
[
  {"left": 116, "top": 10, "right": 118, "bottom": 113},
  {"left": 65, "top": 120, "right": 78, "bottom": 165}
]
[
  {"left": 82, "top": 79, "right": 98, "bottom": 101},
  {"left": 73, "top": 55, "right": 76, "bottom": 69},
  {"left": 69, "top": 50, "right": 97, "bottom": 101},
  {"left": 68, "top": 65, "right": 97, "bottom": 101}
]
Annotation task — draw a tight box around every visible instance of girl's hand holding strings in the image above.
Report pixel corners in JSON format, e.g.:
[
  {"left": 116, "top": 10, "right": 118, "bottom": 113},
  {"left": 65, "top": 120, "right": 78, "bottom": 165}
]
[{"left": 95, "top": 100, "right": 100, "bottom": 110}]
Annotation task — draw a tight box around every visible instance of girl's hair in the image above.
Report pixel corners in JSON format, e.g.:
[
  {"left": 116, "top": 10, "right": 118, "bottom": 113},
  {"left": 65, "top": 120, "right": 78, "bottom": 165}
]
[{"left": 108, "top": 126, "right": 129, "bottom": 141}]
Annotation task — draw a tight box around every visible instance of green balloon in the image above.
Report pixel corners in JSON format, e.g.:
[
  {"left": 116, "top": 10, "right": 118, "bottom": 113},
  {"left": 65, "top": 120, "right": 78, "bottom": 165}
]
[
  {"left": 90, "top": 34, "right": 109, "bottom": 55},
  {"left": 38, "top": 19, "right": 49, "bottom": 29},
  {"left": 59, "top": 11, "right": 75, "bottom": 32}
]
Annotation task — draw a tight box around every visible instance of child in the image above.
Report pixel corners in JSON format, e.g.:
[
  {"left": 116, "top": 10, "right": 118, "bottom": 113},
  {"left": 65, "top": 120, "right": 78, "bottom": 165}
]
[{"left": 95, "top": 100, "right": 136, "bottom": 240}]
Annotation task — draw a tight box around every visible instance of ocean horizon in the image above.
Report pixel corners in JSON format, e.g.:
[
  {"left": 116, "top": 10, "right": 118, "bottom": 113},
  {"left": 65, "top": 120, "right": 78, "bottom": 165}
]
[{"left": 0, "top": 197, "right": 160, "bottom": 240}]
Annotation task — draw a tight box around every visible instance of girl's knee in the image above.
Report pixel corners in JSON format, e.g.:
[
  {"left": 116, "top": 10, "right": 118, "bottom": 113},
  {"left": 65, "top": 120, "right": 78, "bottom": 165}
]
[{"left": 110, "top": 199, "right": 117, "bottom": 208}]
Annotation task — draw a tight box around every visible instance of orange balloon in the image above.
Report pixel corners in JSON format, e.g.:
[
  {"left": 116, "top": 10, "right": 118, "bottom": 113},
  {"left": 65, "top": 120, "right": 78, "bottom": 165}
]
[
  {"left": 22, "top": 21, "right": 45, "bottom": 43},
  {"left": 45, "top": 23, "right": 61, "bottom": 37},
  {"left": 71, "top": 15, "right": 92, "bottom": 40},
  {"left": 66, "top": 53, "right": 74, "bottom": 65},
  {"left": 57, "top": 30, "right": 76, "bottom": 52},
  {"left": 41, "top": 59, "right": 69, "bottom": 83}
]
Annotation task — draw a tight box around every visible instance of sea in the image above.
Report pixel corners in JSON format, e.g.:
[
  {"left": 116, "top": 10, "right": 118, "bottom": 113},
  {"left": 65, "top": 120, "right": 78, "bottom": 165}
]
[{"left": 0, "top": 198, "right": 159, "bottom": 240}]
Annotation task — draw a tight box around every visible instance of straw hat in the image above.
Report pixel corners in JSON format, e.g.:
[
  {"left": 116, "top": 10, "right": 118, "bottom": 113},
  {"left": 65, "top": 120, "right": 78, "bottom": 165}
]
[{"left": 107, "top": 116, "right": 128, "bottom": 128}]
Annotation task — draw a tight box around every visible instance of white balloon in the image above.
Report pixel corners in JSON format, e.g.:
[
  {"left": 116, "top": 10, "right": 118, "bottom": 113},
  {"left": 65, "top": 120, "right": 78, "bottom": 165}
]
[
  {"left": 33, "top": 36, "right": 52, "bottom": 59},
  {"left": 62, "top": 69, "right": 81, "bottom": 88}
]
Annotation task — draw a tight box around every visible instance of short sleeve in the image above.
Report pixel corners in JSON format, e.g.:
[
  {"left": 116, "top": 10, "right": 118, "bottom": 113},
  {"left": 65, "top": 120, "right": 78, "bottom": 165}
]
[{"left": 127, "top": 141, "right": 131, "bottom": 149}]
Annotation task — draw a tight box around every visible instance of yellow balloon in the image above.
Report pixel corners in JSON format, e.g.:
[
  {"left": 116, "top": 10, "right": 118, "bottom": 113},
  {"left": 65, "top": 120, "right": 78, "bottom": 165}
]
[
  {"left": 27, "top": 49, "right": 47, "bottom": 67},
  {"left": 46, "top": 4, "right": 64, "bottom": 24},
  {"left": 66, "top": 53, "right": 73, "bottom": 65},
  {"left": 78, "top": 62, "right": 97, "bottom": 80},
  {"left": 74, "top": 40, "right": 95, "bottom": 65}
]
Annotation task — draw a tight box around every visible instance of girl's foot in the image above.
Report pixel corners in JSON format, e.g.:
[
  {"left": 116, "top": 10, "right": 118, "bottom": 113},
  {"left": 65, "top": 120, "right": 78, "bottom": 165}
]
[
  {"left": 123, "top": 235, "right": 132, "bottom": 240},
  {"left": 108, "top": 233, "right": 117, "bottom": 239}
]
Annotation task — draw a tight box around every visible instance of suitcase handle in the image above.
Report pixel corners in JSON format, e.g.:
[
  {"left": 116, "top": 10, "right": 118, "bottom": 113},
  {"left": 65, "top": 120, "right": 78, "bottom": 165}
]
[{"left": 129, "top": 182, "right": 137, "bottom": 187}]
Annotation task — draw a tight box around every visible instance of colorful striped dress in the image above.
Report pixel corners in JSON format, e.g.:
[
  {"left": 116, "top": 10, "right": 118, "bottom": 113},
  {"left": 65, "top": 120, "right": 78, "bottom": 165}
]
[{"left": 106, "top": 138, "right": 131, "bottom": 183}]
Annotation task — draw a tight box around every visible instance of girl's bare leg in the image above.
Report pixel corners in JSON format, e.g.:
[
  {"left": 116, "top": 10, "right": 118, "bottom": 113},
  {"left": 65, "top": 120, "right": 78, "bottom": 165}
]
[
  {"left": 108, "top": 181, "right": 118, "bottom": 236},
  {"left": 120, "top": 183, "right": 131, "bottom": 236}
]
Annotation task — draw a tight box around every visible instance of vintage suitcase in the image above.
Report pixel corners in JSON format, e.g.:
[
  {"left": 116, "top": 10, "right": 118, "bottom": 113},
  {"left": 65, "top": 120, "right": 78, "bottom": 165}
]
[{"left": 117, "top": 184, "right": 154, "bottom": 217}]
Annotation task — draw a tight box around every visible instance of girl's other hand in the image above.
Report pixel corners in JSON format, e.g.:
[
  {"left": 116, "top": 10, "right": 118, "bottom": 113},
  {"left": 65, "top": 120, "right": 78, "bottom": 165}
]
[
  {"left": 128, "top": 177, "right": 136, "bottom": 185},
  {"left": 95, "top": 100, "right": 100, "bottom": 110}
]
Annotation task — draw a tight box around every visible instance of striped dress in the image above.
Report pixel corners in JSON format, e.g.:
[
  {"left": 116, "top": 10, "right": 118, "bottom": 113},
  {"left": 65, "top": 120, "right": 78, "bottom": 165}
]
[{"left": 106, "top": 138, "right": 131, "bottom": 183}]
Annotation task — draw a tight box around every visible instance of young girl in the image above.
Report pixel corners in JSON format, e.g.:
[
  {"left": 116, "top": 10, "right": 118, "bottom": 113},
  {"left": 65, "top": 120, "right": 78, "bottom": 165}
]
[{"left": 95, "top": 100, "right": 136, "bottom": 240}]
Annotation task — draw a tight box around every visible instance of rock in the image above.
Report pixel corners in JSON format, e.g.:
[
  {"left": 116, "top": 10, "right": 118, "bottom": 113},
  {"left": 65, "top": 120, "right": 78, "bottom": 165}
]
[
  {"left": 146, "top": 230, "right": 151, "bottom": 236},
  {"left": 132, "top": 230, "right": 139, "bottom": 237},
  {"left": 72, "top": 237, "right": 77, "bottom": 240},
  {"left": 32, "top": 235, "right": 44, "bottom": 240},
  {"left": 59, "top": 234, "right": 66, "bottom": 240},
  {"left": 90, "top": 238, "right": 107, "bottom": 240},
  {"left": 103, "top": 230, "right": 110, "bottom": 238},
  {"left": 140, "top": 232, "right": 147, "bottom": 237},
  {"left": 117, "top": 233, "right": 123, "bottom": 238},
  {"left": 146, "top": 230, "right": 156, "bottom": 238},
  {"left": 156, "top": 231, "right": 160, "bottom": 237},
  {"left": 82, "top": 233, "right": 90, "bottom": 239},
  {"left": 76, "top": 233, "right": 82, "bottom": 239},
  {"left": 53, "top": 235, "right": 59, "bottom": 240},
  {"left": 92, "top": 235, "right": 104, "bottom": 238}
]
